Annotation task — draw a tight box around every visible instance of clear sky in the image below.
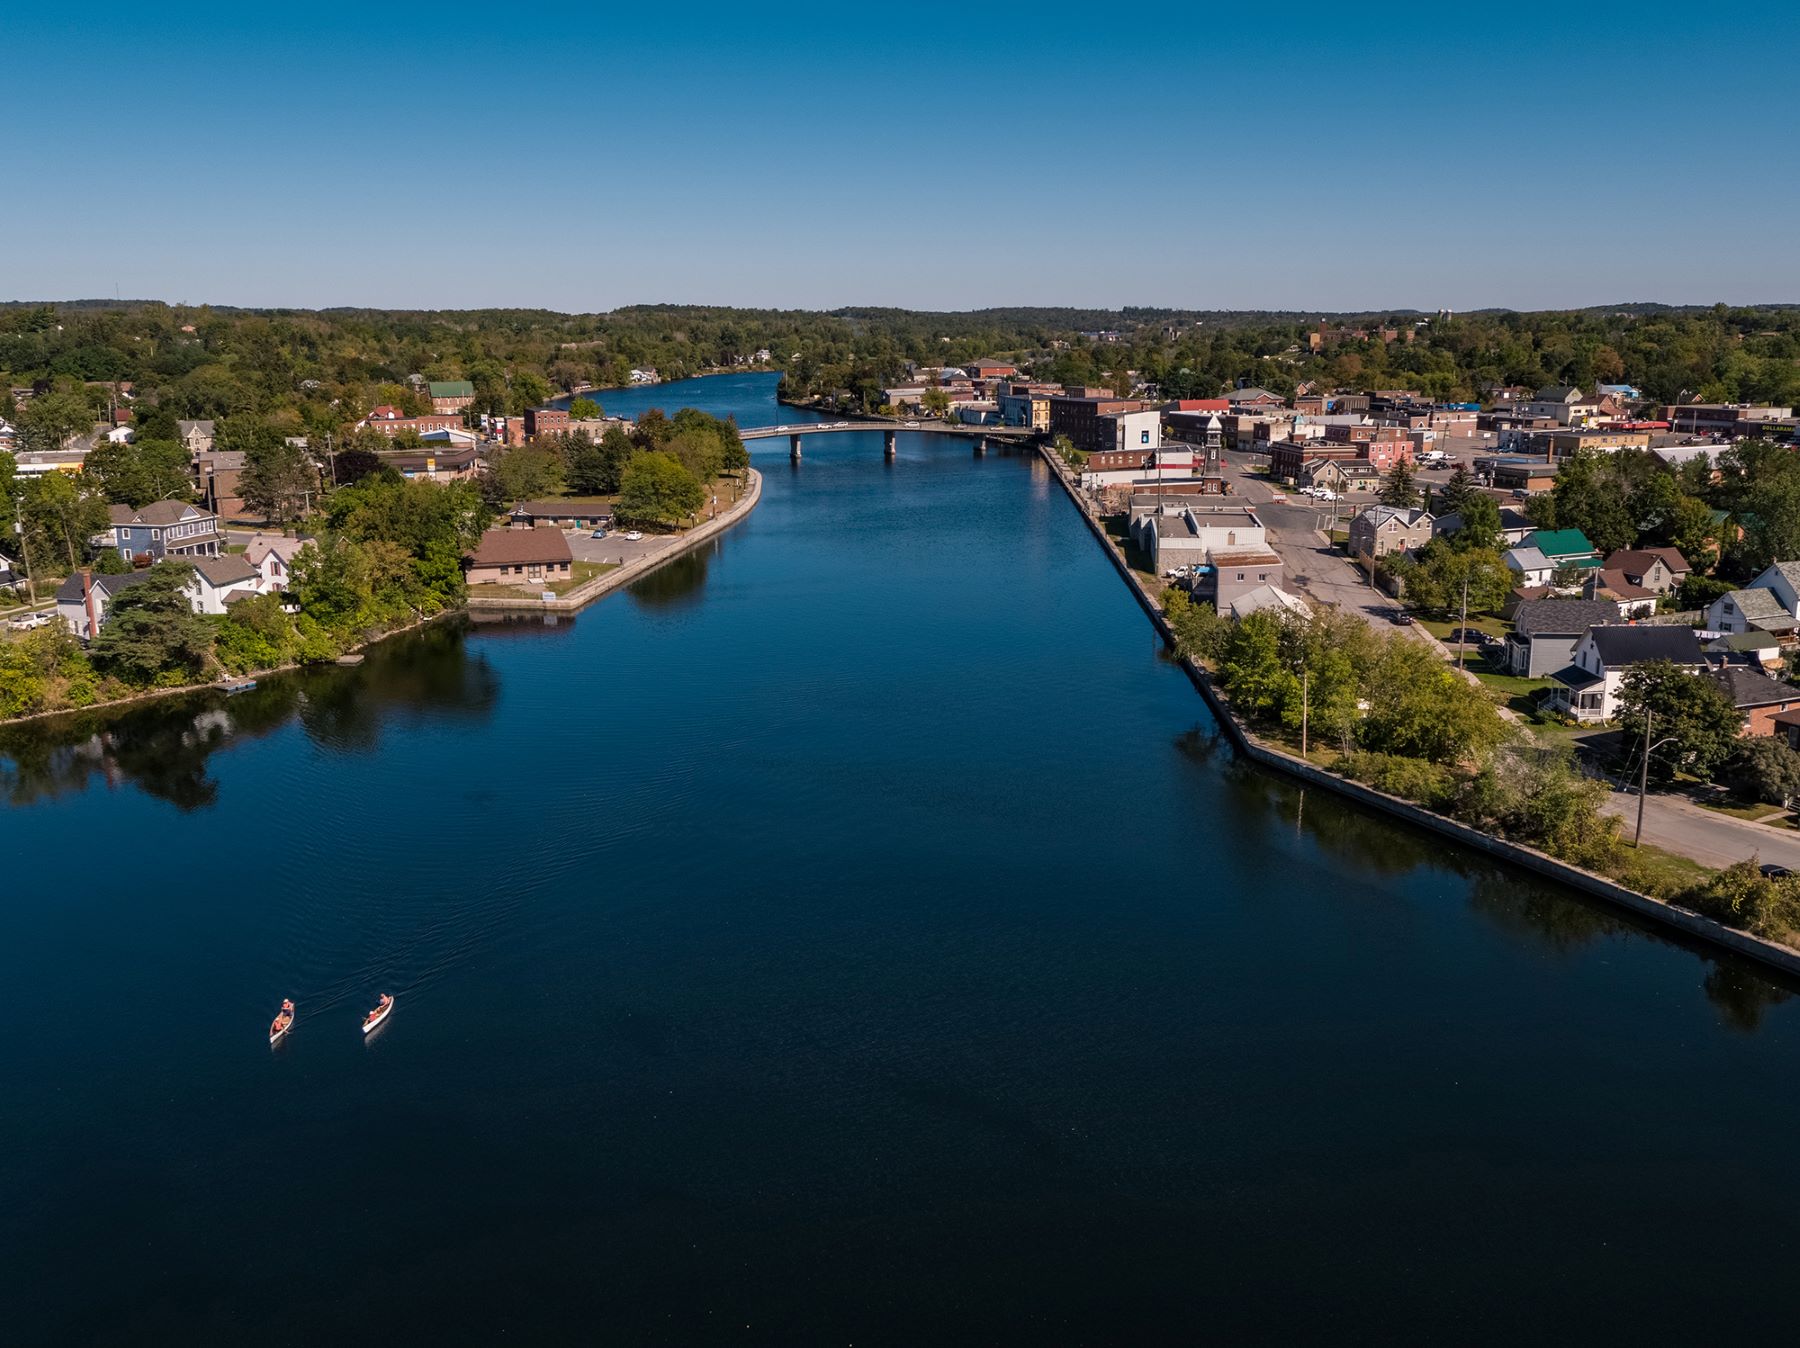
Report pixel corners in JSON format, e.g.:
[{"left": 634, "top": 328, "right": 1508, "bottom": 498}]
[{"left": 6, "top": 1, "right": 1797, "bottom": 313}]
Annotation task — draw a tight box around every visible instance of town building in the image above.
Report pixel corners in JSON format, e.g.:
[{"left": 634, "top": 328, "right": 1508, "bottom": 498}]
[
  {"left": 55, "top": 569, "right": 155, "bottom": 640},
  {"left": 195, "top": 450, "right": 246, "bottom": 519},
  {"left": 1349, "top": 506, "right": 1434, "bottom": 560},
  {"left": 428, "top": 380, "right": 476, "bottom": 414},
  {"left": 187, "top": 554, "right": 264, "bottom": 614},
  {"left": 1710, "top": 666, "right": 1800, "bottom": 737},
  {"left": 465, "top": 527, "right": 574, "bottom": 587},
  {"left": 243, "top": 534, "right": 308, "bottom": 592},
  {"left": 1705, "top": 562, "right": 1800, "bottom": 640},
  {"left": 377, "top": 446, "right": 482, "bottom": 481},
  {"left": 508, "top": 501, "right": 614, "bottom": 530},
  {"left": 1504, "top": 599, "right": 1625, "bottom": 677},
  {"left": 524, "top": 407, "right": 570, "bottom": 439},
  {"left": 177, "top": 419, "right": 215, "bottom": 456},
  {"left": 1549, "top": 625, "right": 1709, "bottom": 722},
  {"left": 1521, "top": 386, "right": 1603, "bottom": 426},
  {"left": 1047, "top": 395, "right": 1155, "bottom": 455},
  {"left": 1602, "top": 548, "right": 1690, "bottom": 596},
  {"left": 107, "top": 500, "right": 225, "bottom": 562}
]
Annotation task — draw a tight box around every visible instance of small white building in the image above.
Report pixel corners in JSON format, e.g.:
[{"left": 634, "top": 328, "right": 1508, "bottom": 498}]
[
  {"left": 1504, "top": 545, "right": 1555, "bottom": 588},
  {"left": 187, "top": 555, "right": 264, "bottom": 614}
]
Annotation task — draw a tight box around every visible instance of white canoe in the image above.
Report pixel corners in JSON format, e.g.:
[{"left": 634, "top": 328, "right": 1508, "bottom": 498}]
[
  {"left": 362, "top": 994, "right": 394, "bottom": 1036},
  {"left": 270, "top": 999, "right": 295, "bottom": 1047}
]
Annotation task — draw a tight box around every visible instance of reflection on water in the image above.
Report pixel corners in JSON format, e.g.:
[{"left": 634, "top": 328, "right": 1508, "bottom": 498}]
[
  {"left": 0, "top": 622, "right": 500, "bottom": 809},
  {"left": 1703, "top": 962, "right": 1796, "bottom": 1031},
  {"left": 627, "top": 542, "right": 713, "bottom": 610}
]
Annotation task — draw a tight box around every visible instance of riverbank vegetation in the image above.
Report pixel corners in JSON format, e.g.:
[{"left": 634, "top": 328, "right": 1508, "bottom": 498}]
[
  {"left": 0, "top": 474, "right": 491, "bottom": 718},
  {"left": 1161, "top": 591, "right": 1800, "bottom": 946}
]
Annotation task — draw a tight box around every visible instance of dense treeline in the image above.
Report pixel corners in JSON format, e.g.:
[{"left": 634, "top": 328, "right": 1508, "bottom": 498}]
[{"left": 6, "top": 301, "right": 1800, "bottom": 428}]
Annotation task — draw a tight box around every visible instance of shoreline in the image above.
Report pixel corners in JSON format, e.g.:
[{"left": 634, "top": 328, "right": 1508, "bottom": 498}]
[
  {"left": 467, "top": 467, "right": 762, "bottom": 613},
  {"left": 1033, "top": 442, "right": 1800, "bottom": 982},
  {"left": 0, "top": 470, "right": 764, "bottom": 731}
]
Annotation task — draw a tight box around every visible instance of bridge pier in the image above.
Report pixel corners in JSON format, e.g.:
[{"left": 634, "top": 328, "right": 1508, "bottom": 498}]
[
  {"left": 884, "top": 429, "right": 897, "bottom": 459},
  {"left": 789, "top": 433, "right": 802, "bottom": 462},
  {"left": 974, "top": 437, "right": 987, "bottom": 456}
]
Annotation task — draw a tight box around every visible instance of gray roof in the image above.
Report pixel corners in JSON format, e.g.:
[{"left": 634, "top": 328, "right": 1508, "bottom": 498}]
[
  {"left": 1511, "top": 598, "right": 1624, "bottom": 638},
  {"left": 112, "top": 499, "right": 216, "bottom": 527},
  {"left": 1767, "top": 561, "right": 1800, "bottom": 592},
  {"left": 1356, "top": 506, "right": 1432, "bottom": 530},
  {"left": 190, "top": 554, "right": 259, "bottom": 587},
  {"left": 1586, "top": 625, "right": 1706, "bottom": 667},
  {"left": 1506, "top": 546, "right": 1551, "bottom": 571},
  {"left": 1710, "top": 666, "right": 1799, "bottom": 709},
  {"left": 54, "top": 569, "right": 155, "bottom": 603},
  {"left": 1722, "top": 588, "right": 1791, "bottom": 623}
]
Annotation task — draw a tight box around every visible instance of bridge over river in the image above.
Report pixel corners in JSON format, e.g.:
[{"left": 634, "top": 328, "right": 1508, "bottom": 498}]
[{"left": 739, "top": 419, "right": 1039, "bottom": 460}]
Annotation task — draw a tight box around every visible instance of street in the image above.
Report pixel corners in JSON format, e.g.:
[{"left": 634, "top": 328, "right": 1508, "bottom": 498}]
[{"left": 1600, "top": 789, "right": 1800, "bottom": 870}]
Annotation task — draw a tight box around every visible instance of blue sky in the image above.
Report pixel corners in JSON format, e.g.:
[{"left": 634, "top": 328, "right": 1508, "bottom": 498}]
[{"left": 5, "top": 2, "right": 1797, "bottom": 312}]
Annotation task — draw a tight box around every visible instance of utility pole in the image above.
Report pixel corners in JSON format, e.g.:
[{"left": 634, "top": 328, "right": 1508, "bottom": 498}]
[
  {"left": 13, "top": 509, "right": 38, "bottom": 608},
  {"left": 1300, "top": 665, "right": 1310, "bottom": 758},
  {"left": 1458, "top": 571, "right": 1470, "bottom": 669}
]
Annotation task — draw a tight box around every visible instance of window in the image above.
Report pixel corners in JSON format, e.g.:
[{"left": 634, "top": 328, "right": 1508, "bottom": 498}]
[
  {"left": 1140, "top": 430, "right": 1150, "bottom": 445},
  {"left": 1237, "top": 573, "right": 1245, "bottom": 581}
]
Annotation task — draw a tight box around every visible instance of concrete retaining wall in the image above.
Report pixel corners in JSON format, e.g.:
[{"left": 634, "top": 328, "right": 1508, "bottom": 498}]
[
  {"left": 468, "top": 468, "right": 762, "bottom": 614},
  {"left": 1036, "top": 444, "right": 1800, "bottom": 980}
]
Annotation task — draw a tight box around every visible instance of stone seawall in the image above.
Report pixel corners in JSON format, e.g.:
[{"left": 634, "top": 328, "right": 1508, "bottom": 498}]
[
  {"left": 1035, "top": 444, "right": 1800, "bottom": 981},
  {"left": 467, "top": 468, "right": 762, "bottom": 615}
]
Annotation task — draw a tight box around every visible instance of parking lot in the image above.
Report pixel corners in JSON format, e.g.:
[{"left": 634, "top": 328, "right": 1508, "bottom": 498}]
[{"left": 565, "top": 527, "right": 681, "bottom": 567}]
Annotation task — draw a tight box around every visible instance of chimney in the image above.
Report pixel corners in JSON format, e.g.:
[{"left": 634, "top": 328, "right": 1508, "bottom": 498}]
[{"left": 81, "top": 566, "right": 97, "bottom": 639}]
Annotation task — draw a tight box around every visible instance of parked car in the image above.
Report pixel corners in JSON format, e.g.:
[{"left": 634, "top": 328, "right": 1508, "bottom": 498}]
[
  {"left": 590, "top": 529, "right": 608, "bottom": 539},
  {"left": 1760, "top": 864, "right": 1793, "bottom": 879},
  {"left": 8, "top": 611, "right": 52, "bottom": 631},
  {"left": 1390, "top": 612, "right": 1415, "bottom": 626},
  {"left": 623, "top": 530, "right": 644, "bottom": 541}
]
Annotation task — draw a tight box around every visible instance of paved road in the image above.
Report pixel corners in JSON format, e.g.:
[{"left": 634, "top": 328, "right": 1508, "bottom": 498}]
[
  {"left": 1600, "top": 789, "right": 1800, "bottom": 870},
  {"left": 1221, "top": 453, "right": 1413, "bottom": 629}
]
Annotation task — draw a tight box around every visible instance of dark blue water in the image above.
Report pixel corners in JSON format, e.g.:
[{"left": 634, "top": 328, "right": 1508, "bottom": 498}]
[{"left": 4, "top": 373, "right": 1798, "bottom": 1344}]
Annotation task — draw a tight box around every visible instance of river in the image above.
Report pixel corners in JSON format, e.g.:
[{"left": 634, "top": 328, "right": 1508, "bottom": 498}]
[{"left": 3, "top": 372, "right": 1797, "bottom": 1343}]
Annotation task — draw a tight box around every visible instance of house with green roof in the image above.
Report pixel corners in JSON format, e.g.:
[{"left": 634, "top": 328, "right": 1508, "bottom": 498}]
[
  {"left": 429, "top": 380, "right": 476, "bottom": 413},
  {"left": 1523, "top": 528, "right": 1600, "bottom": 570}
]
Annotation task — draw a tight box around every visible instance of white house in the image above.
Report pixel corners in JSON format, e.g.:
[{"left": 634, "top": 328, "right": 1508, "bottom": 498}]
[
  {"left": 1705, "top": 562, "right": 1800, "bottom": 638},
  {"left": 187, "top": 555, "right": 264, "bottom": 614},
  {"left": 242, "top": 534, "right": 309, "bottom": 592},
  {"left": 1548, "top": 625, "right": 1709, "bottom": 722},
  {"left": 1504, "top": 545, "right": 1555, "bottom": 587}
]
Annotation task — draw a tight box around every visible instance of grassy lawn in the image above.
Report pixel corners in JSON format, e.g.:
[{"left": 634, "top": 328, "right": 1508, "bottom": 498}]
[
  {"left": 1619, "top": 844, "right": 1713, "bottom": 895},
  {"left": 1691, "top": 792, "right": 1791, "bottom": 824}
]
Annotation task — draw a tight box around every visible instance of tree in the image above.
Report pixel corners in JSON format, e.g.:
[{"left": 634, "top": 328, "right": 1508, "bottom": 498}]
[
  {"left": 14, "top": 390, "right": 93, "bottom": 454},
  {"left": 20, "top": 471, "right": 111, "bottom": 571},
  {"left": 1440, "top": 493, "right": 1501, "bottom": 552},
  {"left": 1379, "top": 462, "right": 1418, "bottom": 508},
  {"left": 921, "top": 388, "right": 951, "bottom": 418},
  {"left": 569, "top": 396, "right": 603, "bottom": 420},
  {"left": 1618, "top": 660, "right": 1743, "bottom": 786},
  {"left": 1360, "top": 635, "right": 1508, "bottom": 763},
  {"left": 239, "top": 436, "right": 318, "bottom": 523},
  {"left": 616, "top": 451, "right": 704, "bottom": 526},
  {"left": 85, "top": 436, "right": 192, "bottom": 506},
  {"left": 489, "top": 446, "right": 564, "bottom": 503},
  {"left": 1721, "top": 737, "right": 1800, "bottom": 806},
  {"left": 1435, "top": 464, "right": 1480, "bottom": 518},
  {"left": 89, "top": 563, "right": 213, "bottom": 685},
  {"left": 507, "top": 371, "right": 552, "bottom": 414}
]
